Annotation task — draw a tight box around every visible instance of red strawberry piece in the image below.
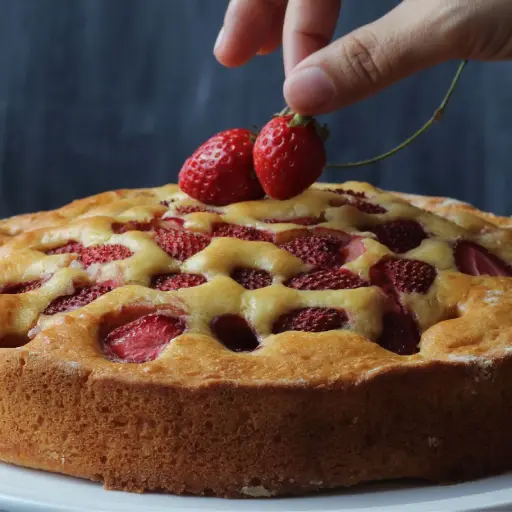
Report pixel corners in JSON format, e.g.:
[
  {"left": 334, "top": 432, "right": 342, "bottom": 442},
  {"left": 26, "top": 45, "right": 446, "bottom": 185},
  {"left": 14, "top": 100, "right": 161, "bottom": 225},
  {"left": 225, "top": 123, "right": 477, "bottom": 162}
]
[
  {"left": 46, "top": 241, "right": 84, "bottom": 255},
  {"left": 286, "top": 268, "right": 368, "bottom": 291},
  {"left": 263, "top": 215, "right": 325, "bottom": 226},
  {"left": 272, "top": 228, "right": 311, "bottom": 245},
  {"left": 3, "top": 279, "right": 43, "bottom": 294},
  {"left": 230, "top": 268, "right": 273, "bottom": 290},
  {"left": 211, "top": 223, "right": 271, "bottom": 242},
  {"left": 178, "top": 128, "right": 264, "bottom": 206},
  {"left": 370, "top": 258, "right": 437, "bottom": 295},
  {"left": 273, "top": 307, "right": 347, "bottom": 334},
  {"left": 329, "top": 197, "right": 350, "bottom": 208},
  {"left": 350, "top": 199, "right": 387, "bottom": 215},
  {"left": 343, "top": 237, "right": 367, "bottom": 262},
  {"left": 454, "top": 240, "right": 512, "bottom": 277},
  {"left": 210, "top": 314, "right": 260, "bottom": 352},
  {"left": 253, "top": 114, "right": 327, "bottom": 200},
  {"left": 279, "top": 235, "right": 344, "bottom": 268},
  {"left": 175, "top": 205, "right": 217, "bottom": 215},
  {"left": 151, "top": 273, "right": 207, "bottom": 291},
  {"left": 160, "top": 217, "right": 185, "bottom": 229},
  {"left": 112, "top": 220, "right": 155, "bottom": 234},
  {"left": 154, "top": 228, "right": 210, "bottom": 261},
  {"left": 44, "top": 282, "right": 115, "bottom": 315},
  {"left": 378, "top": 309, "right": 420, "bottom": 356},
  {"left": 344, "top": 189, "right": 367, "bottom": 198},
  {"left": 370, "top": 220, "right": 427, "bottom": 254},
  {"left": 313, "top": 227, "right": 352, "bottom": 243},
  {"left": 330, "top": 195, "right": 386, "bottom": 214},
  {"left": 80, "top": 244, "right": 134, "bottom": 268},
  {"left": 326, "top": 188, "right": 367, "bottom": 199},
  {"left": 103, "top": 313, "right": 186, "bottom": 363}
]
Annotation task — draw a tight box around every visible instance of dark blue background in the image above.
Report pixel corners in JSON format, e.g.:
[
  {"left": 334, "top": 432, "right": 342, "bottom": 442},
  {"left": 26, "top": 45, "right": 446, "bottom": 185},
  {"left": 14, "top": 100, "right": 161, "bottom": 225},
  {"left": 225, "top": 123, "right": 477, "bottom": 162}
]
[{"left": 0, "top": 0, "right": 510, "bottom": 218}]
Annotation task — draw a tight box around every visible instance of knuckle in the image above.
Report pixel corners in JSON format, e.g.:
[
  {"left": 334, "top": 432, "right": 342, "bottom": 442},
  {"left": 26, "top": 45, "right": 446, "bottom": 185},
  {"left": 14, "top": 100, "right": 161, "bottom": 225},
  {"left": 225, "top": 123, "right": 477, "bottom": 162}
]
[
  {"left": 339, "top": 29, "right": 391, "bottom": 85},
  {"left": 422, "top": 0, "right": 512, "bottom": 60},
  {"left": 296, "top": 29, "right": 332, "bottom": 50},
  {"left": 452, "top": 25, "right": 512, "bottom": 60}
]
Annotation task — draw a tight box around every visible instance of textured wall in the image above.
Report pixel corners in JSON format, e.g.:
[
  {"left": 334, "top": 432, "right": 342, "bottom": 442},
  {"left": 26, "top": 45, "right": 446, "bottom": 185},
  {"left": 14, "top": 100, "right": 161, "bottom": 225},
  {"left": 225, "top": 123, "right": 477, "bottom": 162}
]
[{"left": 0, "top": 0, "right": 510, "bottom": 218}]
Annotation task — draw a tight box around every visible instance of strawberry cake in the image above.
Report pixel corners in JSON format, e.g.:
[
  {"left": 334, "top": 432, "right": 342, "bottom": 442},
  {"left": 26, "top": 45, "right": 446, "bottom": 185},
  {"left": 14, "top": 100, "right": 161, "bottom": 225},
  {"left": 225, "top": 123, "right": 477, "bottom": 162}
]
[{"left": 0, "top": 181, "right": 511, "bottom": 497}]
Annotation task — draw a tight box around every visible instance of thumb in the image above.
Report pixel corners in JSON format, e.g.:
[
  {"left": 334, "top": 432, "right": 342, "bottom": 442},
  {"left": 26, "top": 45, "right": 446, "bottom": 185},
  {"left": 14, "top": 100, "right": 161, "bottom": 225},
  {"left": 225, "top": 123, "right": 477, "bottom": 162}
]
[{"left": 283, "top": 0, "right": 460, "bottom": 115}]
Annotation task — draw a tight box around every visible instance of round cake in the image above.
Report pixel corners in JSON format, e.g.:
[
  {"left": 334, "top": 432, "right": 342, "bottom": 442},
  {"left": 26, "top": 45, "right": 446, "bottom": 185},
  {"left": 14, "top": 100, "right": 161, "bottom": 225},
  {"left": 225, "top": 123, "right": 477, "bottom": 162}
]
[{"left": 0, "top": 181, "right": 511, "bottom": 497}]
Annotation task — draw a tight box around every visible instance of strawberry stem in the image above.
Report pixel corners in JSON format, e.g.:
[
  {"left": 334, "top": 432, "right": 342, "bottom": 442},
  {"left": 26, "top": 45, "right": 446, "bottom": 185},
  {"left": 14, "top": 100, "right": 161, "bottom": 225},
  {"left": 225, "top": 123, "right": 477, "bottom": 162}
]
[
  {"left": 288, "top": 113, "right": 313, "bottom": 127},
  {"left": 326, "top": 60, "right": 468, "bottom": 169},
  {"left": 278, "top": 106, "right": 293, "bottom": 116},
  {"left": 287, "top": 112, "right": 330, "bottom": 141}
]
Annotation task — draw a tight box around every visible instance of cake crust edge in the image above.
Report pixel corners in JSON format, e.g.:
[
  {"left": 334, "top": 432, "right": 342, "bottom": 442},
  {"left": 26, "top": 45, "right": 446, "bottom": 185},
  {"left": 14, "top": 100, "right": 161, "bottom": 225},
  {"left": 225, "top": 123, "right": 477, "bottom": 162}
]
[{"left": 1, "top": 347, "right": 511, "bottom": 497}]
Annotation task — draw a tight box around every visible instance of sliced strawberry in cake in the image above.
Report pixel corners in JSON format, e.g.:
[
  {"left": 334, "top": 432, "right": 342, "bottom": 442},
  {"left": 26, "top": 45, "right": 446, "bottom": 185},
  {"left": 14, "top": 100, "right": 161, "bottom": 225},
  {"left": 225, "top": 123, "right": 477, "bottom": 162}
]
[
  {"left": 44, "top": 282, "right": 116, "bottom": 315},
  {"left": 286, "top": 268, "right": 368, "bottom": 291},
  {"left": 370, "top": 258, "right": 437, "bottom": 295},
  {"left": 154, "top": 228, "right": 211, "bottom": 261},
  {"left": 273, "top": 307, "right": 348, "bottom": 334},
  {"left": 230, "top": 268, "right": 273, "bottom": 290},
  {"left": 454, "top": 240, "right": 512, "bottom": 277},
  {"left": 279, "top": 235, "right": 346, "bottom": 269},
  {"left": 370, "top": 220, "right": 427, "bottom": 254},
  {"left": 104, "top": 313, "right": 186, "bottom": 363}
]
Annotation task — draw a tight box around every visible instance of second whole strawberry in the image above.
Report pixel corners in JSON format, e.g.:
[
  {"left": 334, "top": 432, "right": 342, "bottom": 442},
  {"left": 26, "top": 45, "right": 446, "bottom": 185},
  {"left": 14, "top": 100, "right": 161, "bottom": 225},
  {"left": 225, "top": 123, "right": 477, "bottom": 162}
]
[
  {"left": 253, "top": 113, "right": 327, "bottom": 200},
  {"left": 178, "top": 128, "right": 264, "bottom": 206}
]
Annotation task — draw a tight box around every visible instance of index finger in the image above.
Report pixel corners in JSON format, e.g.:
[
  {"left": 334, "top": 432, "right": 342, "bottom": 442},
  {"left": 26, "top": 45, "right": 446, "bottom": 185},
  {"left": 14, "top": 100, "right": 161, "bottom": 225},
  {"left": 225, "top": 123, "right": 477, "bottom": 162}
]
[
  {"left": 283, "top": 0, "right": 342, "bottom": 75},
  {"left": 215, "top": 0, "right": 288, "bottom": 67}
]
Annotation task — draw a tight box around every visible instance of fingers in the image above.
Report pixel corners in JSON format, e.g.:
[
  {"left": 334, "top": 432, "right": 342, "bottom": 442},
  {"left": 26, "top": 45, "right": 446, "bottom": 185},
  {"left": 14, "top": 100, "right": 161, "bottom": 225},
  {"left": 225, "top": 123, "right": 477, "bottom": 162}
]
[
  {"left": 257, "top": 6, "right": 287, "bottom": 56},
  {"left": 214, "top": 0, "right": 287, "bottom": 67},
  {"left": 452, "top": 0, "right": 512, "bottom": 60},
  {"left": 283, "top": 0, "right": 461, "bottom": 115},
  {"left": 283, "top": 0, "right": 342, "bottom": 76}
]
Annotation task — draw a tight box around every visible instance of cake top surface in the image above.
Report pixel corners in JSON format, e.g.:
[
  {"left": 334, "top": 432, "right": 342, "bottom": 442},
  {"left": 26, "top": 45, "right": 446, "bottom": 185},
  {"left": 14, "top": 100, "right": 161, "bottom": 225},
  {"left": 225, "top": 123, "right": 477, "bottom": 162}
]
[{"left": 0, "top": 181, "right": 511, "bottom": 386}]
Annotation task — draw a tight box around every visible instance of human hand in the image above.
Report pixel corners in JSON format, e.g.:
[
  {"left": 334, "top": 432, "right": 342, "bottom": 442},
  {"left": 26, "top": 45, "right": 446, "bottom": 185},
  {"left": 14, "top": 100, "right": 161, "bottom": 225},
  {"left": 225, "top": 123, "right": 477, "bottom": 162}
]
[{"left": 214, "top": 0, "right": 512, "bottom": 115}]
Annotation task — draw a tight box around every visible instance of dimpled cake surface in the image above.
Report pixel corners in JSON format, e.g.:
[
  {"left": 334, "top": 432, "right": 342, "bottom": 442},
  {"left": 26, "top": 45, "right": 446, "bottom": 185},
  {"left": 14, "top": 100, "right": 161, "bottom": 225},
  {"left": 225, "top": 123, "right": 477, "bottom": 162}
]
[{"left": 0, "top": 181, "right": 511, "bottom": 497}]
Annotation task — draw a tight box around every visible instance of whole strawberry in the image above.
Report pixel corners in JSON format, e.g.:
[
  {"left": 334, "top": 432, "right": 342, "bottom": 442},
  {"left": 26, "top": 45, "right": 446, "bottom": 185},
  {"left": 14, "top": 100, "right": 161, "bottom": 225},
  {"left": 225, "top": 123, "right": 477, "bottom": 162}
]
[
  {"left": 179, "top": 128, "right": 264, "bottom": 206},
  {"left": 253, "top": 113, "right": 327, "bottom": 200}
]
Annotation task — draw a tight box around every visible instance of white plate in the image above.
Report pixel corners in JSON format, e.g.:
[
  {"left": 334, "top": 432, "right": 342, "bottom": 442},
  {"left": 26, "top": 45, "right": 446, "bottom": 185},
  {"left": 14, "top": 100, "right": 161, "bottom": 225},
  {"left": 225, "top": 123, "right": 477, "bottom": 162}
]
[{"left": 0, "top": 463, "right": 511, "bottom": 512}]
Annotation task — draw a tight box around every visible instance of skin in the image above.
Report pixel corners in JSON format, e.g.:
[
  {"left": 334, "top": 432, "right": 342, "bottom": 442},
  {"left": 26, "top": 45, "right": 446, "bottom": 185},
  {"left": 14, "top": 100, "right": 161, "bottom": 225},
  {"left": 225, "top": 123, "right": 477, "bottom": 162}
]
[{"left": 214, "top": 0, "right": 512, "bottom": 115}]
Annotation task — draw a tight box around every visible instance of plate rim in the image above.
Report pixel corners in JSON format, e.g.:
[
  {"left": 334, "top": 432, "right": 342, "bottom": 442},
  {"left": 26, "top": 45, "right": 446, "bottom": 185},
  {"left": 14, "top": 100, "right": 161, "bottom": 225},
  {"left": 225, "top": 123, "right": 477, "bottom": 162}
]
[{"left": 0, "top": 462, "right": 511, "bottom": 512}]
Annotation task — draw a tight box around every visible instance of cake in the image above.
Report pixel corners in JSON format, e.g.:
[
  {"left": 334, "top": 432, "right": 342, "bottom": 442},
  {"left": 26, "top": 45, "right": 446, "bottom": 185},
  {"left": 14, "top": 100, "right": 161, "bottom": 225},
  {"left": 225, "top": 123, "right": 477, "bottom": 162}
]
[{"left": 0, "top": 181, "right": 510, "bottom": 498}]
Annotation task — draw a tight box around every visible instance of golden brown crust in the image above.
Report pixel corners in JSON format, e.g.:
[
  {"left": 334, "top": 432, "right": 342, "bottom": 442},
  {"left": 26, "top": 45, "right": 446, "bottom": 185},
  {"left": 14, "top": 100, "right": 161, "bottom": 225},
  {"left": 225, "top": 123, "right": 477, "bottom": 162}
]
[
  {"left": 393, "top": 191, "right": 512, "bottom": 231},
  {"left": 0, "top": 181, "right": 511, "bottom": 497},
  {"left": 2, "top": 349, "right": 512, "bottom": 497},
  {"left": 0, "top": 187, "right": 174, "bottom": 238}
]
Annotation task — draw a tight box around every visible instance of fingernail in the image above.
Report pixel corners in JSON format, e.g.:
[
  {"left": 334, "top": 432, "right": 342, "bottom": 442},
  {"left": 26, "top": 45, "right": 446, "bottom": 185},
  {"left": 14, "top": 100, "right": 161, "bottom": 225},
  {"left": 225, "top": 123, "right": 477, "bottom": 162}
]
[
  {"left": 284, "top": 67, "right": 336, "bottom": 113},
  {"left": 214, "top": 26, "right": 225, "bottom": 53}
]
